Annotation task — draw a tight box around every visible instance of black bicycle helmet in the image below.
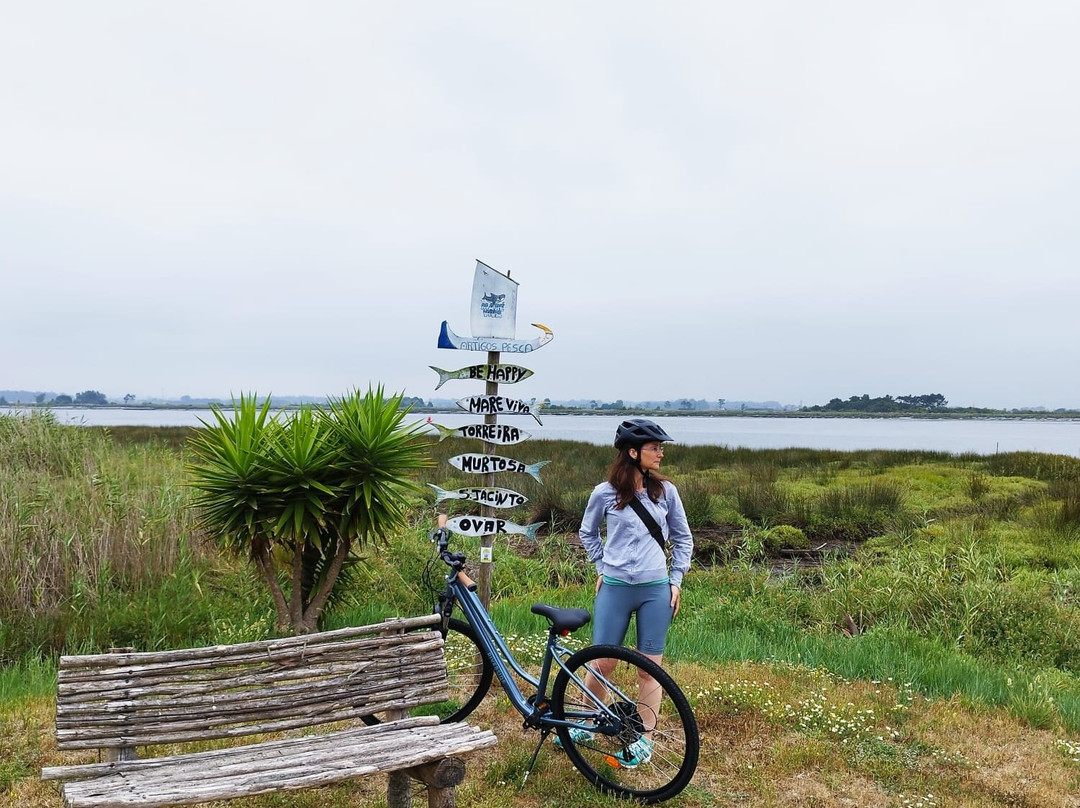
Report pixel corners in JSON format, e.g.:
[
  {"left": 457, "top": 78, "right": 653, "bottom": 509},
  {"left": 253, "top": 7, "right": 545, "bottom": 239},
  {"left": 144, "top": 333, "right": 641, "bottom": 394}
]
[{"left": 614, "top": 418, "right": 674, "bottom": 450}]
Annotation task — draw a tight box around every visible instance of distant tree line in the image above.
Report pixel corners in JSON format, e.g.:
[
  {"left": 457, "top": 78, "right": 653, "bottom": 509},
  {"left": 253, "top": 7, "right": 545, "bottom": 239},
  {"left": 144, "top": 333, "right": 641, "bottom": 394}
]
[
  {"left": 1, "top": 390, "right": 112, "bottom": 406},
  {"left": 803, "top": 393, "right": 948, "bottom": 413}
]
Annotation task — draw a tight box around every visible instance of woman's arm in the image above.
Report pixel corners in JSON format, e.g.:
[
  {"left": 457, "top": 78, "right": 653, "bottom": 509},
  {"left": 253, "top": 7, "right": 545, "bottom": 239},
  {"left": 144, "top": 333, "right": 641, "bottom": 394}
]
[
  {"left": 579, "top": 484, "right": 608, "bottom": 573},
  {"left": 664, "top": 483, "right": 694, "bottom": 589}
]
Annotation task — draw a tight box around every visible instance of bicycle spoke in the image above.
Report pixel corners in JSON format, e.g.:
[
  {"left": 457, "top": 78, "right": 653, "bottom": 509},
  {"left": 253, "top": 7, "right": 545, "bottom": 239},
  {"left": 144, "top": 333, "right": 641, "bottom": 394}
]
[
  {"left": 360, "top": 617, "right": 492, "bottom": 725},
  {"left": 552, "top": 644, "right": 699, "bottom": 804}
]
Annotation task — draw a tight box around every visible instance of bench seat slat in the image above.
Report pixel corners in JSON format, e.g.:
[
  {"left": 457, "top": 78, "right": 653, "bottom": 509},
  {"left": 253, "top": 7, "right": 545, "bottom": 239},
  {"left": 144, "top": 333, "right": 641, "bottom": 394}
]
[{"left": 52, "top": 721, "right": 498, "bottom": 808}]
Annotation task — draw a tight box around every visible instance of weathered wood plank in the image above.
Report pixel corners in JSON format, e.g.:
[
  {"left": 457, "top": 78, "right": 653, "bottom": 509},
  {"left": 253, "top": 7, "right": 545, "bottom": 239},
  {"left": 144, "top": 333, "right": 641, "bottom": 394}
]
[
  {"left": 44, "top": 615, "right": 497, "bottom": 808},
  {"left": 57, "top": 616, "right": 441, "bottom": 669},
  {"left": 58, "top": 632, "right": 444, "bottom": 684},
  {"left": 53, "top": 620, "right": 459, "bottom": 749},
  {"left": 56, "top": 660, "right": 448, "bottom": 722},
  {"left": 43, "top": 717, "right": 441, "bottom": 780},
  {"left": 53, "top": 723, "right": 498, "bottom": 808},
  {"left": 57, "top": 650, "right": 445, "bottom": 701},
  {"left": 54, "top": 690, "right": 454, "bottom": 750}
]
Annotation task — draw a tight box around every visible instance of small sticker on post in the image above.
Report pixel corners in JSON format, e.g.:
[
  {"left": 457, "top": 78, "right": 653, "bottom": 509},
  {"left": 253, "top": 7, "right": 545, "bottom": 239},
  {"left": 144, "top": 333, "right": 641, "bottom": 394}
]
[{"left": 479, "top": 546, "right": 493, "bottom": 563}]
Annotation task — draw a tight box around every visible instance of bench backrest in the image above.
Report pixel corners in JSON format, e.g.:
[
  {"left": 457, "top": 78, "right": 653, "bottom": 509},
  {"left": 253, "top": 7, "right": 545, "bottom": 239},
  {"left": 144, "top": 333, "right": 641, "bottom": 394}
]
[{"left": 54, "top": 615, "right": 448, "bottom": 751}]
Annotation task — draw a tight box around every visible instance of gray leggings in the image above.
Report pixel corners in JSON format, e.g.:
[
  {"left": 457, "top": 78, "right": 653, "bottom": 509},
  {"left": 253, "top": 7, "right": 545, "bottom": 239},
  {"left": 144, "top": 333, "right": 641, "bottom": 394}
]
[{"left": 592, "top": 580, "right": 673, "bottom": 656}]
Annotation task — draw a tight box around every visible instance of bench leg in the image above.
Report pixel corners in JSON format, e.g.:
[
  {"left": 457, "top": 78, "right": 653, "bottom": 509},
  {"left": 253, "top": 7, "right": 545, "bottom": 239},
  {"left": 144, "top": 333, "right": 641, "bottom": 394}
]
[
  {"left": 386, "top": 770, "right": 412, "bottom": 808},
  {"left": 387, "top": 758, "right": 466, "bottom": 808}
]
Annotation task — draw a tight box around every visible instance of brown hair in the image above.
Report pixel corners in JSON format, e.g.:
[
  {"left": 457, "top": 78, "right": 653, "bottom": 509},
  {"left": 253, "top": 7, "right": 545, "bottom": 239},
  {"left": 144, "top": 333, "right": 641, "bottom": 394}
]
[{"left": 608, "top": 447, "right": 669, "bottom": 510}]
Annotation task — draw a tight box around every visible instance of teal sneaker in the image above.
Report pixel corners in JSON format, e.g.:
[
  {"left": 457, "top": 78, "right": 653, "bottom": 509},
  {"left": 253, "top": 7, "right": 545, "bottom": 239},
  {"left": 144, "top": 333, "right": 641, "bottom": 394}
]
[
  {"left": 614, "top": 737, "right": 653, "bottom": 768},
  {"left": 554, "top": 727, "right": 596, "bottom": 749}
]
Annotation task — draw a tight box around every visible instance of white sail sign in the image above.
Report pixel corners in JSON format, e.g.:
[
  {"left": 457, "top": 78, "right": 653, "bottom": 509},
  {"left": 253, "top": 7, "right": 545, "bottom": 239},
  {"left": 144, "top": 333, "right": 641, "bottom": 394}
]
[{"left": 471, "top": 260, "right": 518, "bottom": 339}]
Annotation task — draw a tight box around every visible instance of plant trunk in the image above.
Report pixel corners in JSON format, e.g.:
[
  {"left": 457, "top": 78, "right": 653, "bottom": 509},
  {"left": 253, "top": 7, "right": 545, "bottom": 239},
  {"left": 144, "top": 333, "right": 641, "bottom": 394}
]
[
  {"left": 299, "top": 535, "right": 353, "bottom": 633},
  {"left": 253, "top": 548, "right": 290, "bottom": 634},
  {"left": 289, "top": 538, "right": 306, "bottom": 633}
]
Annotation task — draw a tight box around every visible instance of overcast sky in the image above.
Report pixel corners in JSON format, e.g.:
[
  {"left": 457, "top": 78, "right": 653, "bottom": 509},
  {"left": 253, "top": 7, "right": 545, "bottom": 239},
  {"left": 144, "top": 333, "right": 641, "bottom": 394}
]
[{"left": 3, "top": 2, "right": 1078, "bottom": 409}]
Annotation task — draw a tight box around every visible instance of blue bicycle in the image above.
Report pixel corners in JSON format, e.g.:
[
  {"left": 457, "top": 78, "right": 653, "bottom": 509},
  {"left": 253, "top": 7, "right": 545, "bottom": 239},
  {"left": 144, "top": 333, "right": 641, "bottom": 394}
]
[{"left": 364, "top": 517, "right": 700, "bottom": 803}]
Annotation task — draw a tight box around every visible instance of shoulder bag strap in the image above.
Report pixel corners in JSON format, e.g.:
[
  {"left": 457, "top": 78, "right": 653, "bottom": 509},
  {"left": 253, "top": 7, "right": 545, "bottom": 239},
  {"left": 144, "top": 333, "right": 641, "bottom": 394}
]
[{"left": 626, "top": 496, "right": 666, "bottom": 551}]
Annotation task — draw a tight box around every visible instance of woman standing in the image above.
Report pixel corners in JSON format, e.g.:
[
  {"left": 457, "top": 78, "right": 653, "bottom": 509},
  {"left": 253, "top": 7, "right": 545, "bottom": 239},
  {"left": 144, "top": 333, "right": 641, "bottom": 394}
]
[{"left": 570, "top": 418, "right": 694, "bottom": 767}]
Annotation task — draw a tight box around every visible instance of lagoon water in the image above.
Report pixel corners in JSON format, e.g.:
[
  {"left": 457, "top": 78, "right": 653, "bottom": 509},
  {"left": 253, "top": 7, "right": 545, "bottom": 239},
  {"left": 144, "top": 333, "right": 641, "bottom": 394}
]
[{"left": 22, "top": 408, "right": 1080, "bottom": 458}]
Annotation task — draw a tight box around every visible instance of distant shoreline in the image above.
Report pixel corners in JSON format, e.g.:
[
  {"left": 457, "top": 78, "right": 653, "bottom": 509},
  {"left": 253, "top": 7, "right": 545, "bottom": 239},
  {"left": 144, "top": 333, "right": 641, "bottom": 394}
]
[{"left": 4, "top": 404, "right": 1080, "bottom": 422}]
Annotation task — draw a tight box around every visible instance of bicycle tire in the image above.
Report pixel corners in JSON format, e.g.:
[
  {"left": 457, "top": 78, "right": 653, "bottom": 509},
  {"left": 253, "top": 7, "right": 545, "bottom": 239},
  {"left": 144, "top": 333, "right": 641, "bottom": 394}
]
[
  {"left": 552, "top": 644, "right": 699, "bottom": 804},
  {"left": 360, "top": 617, "right": 493, "bottom": 725}
]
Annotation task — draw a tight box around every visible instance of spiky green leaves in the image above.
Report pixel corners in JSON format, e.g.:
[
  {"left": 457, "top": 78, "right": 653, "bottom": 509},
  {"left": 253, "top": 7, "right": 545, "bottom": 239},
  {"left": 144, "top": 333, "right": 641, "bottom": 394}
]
[{"left": 186, "top": 388, "right": 432, "bottom": 633}]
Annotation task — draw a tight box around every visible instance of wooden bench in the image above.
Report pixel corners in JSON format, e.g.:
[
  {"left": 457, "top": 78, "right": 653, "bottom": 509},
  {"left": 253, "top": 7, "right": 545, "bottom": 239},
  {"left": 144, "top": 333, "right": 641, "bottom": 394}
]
[{"left": 41, "top": 615, "right": 497, "bottom": 808}]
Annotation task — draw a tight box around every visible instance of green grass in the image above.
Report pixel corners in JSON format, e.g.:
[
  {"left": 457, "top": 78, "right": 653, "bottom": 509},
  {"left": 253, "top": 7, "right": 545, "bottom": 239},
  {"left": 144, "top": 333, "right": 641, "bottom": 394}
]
[
  {"left": 4, "top": 415, "right": 1080, "bottom": 735},
  {"left": 0, "top": 657, "right": 54, "bottom": 703},
  {"left": 5, "top": 417, "right": 1080, "bottom": 808}
]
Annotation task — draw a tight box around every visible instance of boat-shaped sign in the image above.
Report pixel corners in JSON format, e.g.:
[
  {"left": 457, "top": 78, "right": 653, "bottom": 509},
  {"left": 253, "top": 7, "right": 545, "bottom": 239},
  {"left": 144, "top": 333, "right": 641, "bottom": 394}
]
[
  {"left": 438, "top": 321, "right": 554, "bottom": 354},
  {"left": 429, "top": 363, "right": 534, "bottom": 390},
  {"left": 429, "top": 484, "right": 529, "bottom": 509},
  {"left": 448, "top": 454, "right": 550, "bottom": 484},
  {"left": 456, "top": 395, "right": 543, "bottom": 426},
  {"left": 446, "top": 515, "right": 542, "bottom": 541},
  {"left": 428, "top": 421, "right": 532, "bottom": 445}
]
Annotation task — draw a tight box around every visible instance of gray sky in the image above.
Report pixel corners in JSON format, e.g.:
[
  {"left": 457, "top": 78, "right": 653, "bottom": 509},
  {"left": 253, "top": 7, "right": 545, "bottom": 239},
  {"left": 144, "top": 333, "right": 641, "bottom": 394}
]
[{"left": 3, "top": 2, "right": 1079, "bottom": 409}]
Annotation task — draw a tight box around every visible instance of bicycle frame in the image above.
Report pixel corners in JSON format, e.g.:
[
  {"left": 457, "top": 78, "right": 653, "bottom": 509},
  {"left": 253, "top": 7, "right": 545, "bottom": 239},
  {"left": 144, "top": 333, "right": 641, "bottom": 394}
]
[{"left": 440, "top": 565, "right": 633, "bottom": 735}]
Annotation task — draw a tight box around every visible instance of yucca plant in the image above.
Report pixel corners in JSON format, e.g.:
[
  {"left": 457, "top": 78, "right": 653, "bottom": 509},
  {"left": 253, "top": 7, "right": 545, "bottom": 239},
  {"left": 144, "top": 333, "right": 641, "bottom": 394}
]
[{"left": 187, "top": 388, "right": 431, "bottom": 634}]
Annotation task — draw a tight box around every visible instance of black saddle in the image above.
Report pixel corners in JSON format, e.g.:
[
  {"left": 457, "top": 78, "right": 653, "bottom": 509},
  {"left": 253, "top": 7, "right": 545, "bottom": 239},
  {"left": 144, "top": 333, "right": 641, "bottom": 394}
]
[{"left": 531, "top": 603, "right": 591, "bottom": 634}]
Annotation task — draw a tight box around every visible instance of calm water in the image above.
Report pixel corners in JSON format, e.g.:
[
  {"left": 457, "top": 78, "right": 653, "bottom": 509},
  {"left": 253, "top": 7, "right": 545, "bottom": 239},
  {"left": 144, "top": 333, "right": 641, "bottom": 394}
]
[{"left": 20, "top": 408, "right": 1080, "bottom": 458}]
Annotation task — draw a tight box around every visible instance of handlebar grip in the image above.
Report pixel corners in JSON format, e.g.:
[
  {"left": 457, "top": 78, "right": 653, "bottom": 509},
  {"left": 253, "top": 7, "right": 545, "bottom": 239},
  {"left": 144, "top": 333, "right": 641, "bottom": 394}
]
[{"left": 457, "top": 570, "right": 478, "bottom": 591}]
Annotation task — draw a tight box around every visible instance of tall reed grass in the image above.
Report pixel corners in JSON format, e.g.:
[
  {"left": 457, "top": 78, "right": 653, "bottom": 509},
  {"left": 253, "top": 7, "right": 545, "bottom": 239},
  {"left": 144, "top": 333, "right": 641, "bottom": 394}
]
[{"left": 0, "top": 412, "right": 211, "bottom": 660}]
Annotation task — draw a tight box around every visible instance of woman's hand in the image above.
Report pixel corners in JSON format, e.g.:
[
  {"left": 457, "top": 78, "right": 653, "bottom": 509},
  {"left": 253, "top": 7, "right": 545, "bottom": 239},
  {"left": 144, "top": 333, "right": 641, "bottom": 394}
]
[
  {"left": 595, "top": 574, "right": 604, "bottom": 595},
  {"left": 670, "top": 584, "right": 682, "bottom": 618}
]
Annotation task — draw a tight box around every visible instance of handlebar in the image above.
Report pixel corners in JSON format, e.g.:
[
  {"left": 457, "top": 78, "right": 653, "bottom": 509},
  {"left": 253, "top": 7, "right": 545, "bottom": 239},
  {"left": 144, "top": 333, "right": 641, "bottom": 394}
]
[{"left": 430, "top": 513, "right": 477, "bottom": 591}]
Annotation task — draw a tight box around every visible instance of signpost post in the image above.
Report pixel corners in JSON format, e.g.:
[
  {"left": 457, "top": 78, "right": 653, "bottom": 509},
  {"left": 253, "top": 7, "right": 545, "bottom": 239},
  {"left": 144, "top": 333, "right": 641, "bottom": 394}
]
[
  {"left": 432, "top": 261, "right": 553, "bottom": 608},
  {"left": 479, "top": 347, "right": 498, "bottom": 605}
]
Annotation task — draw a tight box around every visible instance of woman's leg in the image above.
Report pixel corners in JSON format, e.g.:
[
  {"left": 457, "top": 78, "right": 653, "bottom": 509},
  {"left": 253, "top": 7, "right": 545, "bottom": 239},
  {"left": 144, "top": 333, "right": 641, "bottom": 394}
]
[
  {"left": 633, "top": 584, "right": 675, "bottom": 737},
  {"left": 637, "top": 652, "right": 663, "bottom": 736},
  {"left": 584, "top": 582, "right": 633, "bottom": 702}
]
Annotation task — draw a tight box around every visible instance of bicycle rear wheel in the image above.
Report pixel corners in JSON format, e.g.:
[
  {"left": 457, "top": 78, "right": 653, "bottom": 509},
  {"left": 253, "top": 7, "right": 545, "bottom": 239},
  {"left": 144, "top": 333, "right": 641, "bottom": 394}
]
[
  {"left": 360, "top": 617, "right": 493, "bottom": 725},
  {"left": 552, "top": 644, "right": 699, "bottom": 804}
]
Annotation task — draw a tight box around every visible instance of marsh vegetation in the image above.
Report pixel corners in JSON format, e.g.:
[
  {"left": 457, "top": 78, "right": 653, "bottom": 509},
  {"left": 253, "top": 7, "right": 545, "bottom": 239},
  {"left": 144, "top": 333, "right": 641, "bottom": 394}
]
[{"left": 3, "top": 411, "right": 1079, "bottom": 806}]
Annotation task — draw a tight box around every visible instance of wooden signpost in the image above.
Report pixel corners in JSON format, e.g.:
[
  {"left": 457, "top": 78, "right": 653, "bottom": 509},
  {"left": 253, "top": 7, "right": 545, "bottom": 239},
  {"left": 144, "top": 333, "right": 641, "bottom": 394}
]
[{"left": 432, "top": 260, "right": 553, "bottom": 607}]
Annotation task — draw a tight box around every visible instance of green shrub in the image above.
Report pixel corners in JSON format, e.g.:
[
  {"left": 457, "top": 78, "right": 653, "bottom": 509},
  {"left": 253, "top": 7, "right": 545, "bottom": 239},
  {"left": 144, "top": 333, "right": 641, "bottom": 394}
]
[
  {"left": 763, "top": 524, "right": 810, "bottom": 553},
  {"left": 678, "top": 476, "right": 719, "bottom": 527},
  {"left": 1051, "top": 478, "right": 1080, "bottom": 529},
  {"left": 734, "top": 480, "right": 792, "bottom": 524},
  {"left": 967, "top": 471, "right": 991, "bottom": 500}
]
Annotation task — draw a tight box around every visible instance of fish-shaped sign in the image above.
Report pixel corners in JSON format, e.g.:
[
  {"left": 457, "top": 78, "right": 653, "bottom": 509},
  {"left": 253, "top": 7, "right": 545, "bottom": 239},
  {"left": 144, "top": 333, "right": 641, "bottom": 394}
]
[
  {"left": 429, "top": 484, "right": 529, "bottom": 509},
  {"left": 446, "top": 515, "right": 542, "bottom": 541},
  {"left": 438, "top": 321, "right": 554, "bottom": 354},
  {"left": 456, "top": 395, "right": 543, "bottom": 426},
  {"left": 429, "top": 363, "right": 534, "bottom": 390},
  {"left": 448, "top": 454, "right": 550, "bottom": 484},
  {"left": 428, "top": 421, "right": 532, "bottom": 445}
]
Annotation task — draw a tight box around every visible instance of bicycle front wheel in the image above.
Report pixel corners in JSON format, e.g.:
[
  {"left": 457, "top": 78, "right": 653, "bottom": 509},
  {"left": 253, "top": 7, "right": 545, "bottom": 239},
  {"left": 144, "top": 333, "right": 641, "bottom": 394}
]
[
  {"left": 552, "top": 644, "right": 699, "bottom": 804},
  {"left": 360, "top": 617, "right": 493, "bottom": 725}
]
